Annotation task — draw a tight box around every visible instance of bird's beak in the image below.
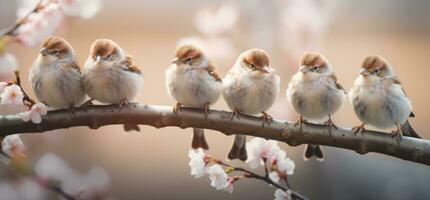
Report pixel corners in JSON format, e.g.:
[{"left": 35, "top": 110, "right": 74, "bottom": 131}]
[
  {"left": 259, "top": 66, "right": 270, "bottom": 73},
  {"left": 360, "top": 68, "right": 370, "bottom": 77},
  {"left": 40, "top": 48, "right": 48, "bottom": 56},
  {"left": 171, "top": 57, "right": 180, "bottom": 64},
  {"left": 96, "top": 55, "right": 101, "bottom": 64}
]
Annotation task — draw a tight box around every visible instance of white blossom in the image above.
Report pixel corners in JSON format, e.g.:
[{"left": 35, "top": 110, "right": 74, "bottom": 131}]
[
  {"left": 0, "top": 53, "right": 18, "bottom": 82},
  {"left": 276, "top": 150, "right": 295, "bottom": 175},
  {"left": 194, "top": 3, "right": 239, "bottom": 36},
  {"left": 274, "top": 189, "right": 292, "bottom": 200},
  {"left": 0, "top": 85, "right": 24, "bottom": 108},
  {"left": 1, "top": 134, "right": 25, "bottom": 157},
  {"left": 35, "top": 153, "right": 75, "bottom": 183},
  {"left": 0, "top": 179, "right": 46, "bottom": 200},
  {"left": 76, "top": 167, "right": 111, "bottom": 200},
  {"left": 61, "top": 0, "right": 102, "bottom": 19},
  {"left": 246, "top": 138, "right": 281, "bottom": 169},
  {"left": 21, "top": 103, "right": 48, "bottom": 124},
  {"left": 206, "top": 164, "right": 228, "bottom": 190},
  {"left": 0, "top": 82, "right": 8, "bottom": 93},
  {"left": 269, "top": 171, "right": 280, "bottom": 183},
  {"left": 188, "top": 148, "right": 206, "bottom": 178},
  {"left": 16, "top": 3, "right": 63, "bottom": 46}
]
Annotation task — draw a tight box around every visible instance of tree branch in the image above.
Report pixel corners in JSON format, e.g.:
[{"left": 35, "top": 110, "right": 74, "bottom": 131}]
[{"left": 0, "top": 104, "right": 429, "bottom": 166}]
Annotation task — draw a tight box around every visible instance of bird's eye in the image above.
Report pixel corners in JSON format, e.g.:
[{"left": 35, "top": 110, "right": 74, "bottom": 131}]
[
  {"left": 374, "top": 69, "right": 380, "bottom": 74},
  {"left": 107, "top": 54, "right": 112, "bottom": 60},
  {"left": 185, "top": 58, "right": 192, "bottom": 63},
  {"left": 53, "top": 50, "right": 60, "bottom": 55},
  {"left": 251, "top": 64, "right": 256, "bottom": 70}
]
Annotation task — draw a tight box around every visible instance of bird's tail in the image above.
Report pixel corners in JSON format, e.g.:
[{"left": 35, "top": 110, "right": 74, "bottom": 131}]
[
  {"left": 192, "top": 128, "right": 209, "bottom": 150},
  {"left": 303, "top": 144, "right": 324, "bottom": 161},
  {"left": 123, "top": 124, "right": 140, "bottom": 132},
  {"left": 228, "top": 135, "right": 247, "bottom": 161},
  {"left": 401, "top": 120, "right": 421, "bottom": 138}
]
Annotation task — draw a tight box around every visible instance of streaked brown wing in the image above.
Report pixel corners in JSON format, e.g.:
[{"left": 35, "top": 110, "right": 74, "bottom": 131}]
[
  {"left": 70, "top": 61, "right": 81, "bottom": 73},
  {"left": 206, "top": 62, "right": 222, "bottom": 82},
  {"left": 122, "top": 55, "right": 142, "bottom": 75},
  {"left": 329, "top": 73, "right": 346, "bottom": 93}
]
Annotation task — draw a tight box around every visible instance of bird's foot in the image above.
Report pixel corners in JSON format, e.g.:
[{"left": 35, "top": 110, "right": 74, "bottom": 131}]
[
  {"left": 230, "top": 109, "right": 241, "bottom": 121},
  {"left": 202, "top": 103, "right": 210, "bottom": 119},
  {"left": 68, "top": 104, "right": 76, "bottom": 117},
  {"left": 294, "top": 116, "right": 306, "bottom": 133},
  {"left": 352, "top": 124, "right": 366, "bottom": 135},
  {"left": 391, "top": 124, "right": 403, "bottom": 144},
  {"left": 324, "top": 116, "right": 338, "bottom": 136},
  {"left": 173, "top": 102, "right": 182, "bottom": 113},
  {"left": 118, "top": 99, "right": 130, "bottom": 110},
  {"left": 260, "top": 112, "right": 273, "bottom": 127}
]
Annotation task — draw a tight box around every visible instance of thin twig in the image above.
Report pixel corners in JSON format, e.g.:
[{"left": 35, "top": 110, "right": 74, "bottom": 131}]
[{"left": 0, "top": 0, "right": 44, "bottom": 39}]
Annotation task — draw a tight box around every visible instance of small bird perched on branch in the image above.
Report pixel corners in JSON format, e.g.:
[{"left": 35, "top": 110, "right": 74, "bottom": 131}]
[
  {"left": 29, "top": 36, "right": 85, "bottom": 110},
  {"left": 287, "top": 52, "right": 346, "bottom": 161},
  {"left": 82, "top": 39, "right": 143, "bottom": 131},
  {"left": 349, "top": 56, "right": 420, "bottom": 142},
  {"left": 165, "top": 44, "right": 222, "bottom": 150},
  {"left": 223, "top": 49, "right": 280, "bottom": 161}
]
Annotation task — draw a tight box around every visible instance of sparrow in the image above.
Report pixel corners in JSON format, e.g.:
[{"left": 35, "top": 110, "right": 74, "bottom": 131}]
[
  {"left": 165, "top": 44, "right": 222, "bottom": 150},
  {"left": 286, "top": 52, "right": 346, "bottom": 161},
  {"left": 223, "top": 49, "right": 280, "bottom": 161},
  {"left": 29, "top": 36, "right": 85, "bottom": 110},
  {"left": 82, "top": 39, "right": 143, "bottom": 131},
  {"left": 349, "top": 55, "right": 420, "bottom": 142}
]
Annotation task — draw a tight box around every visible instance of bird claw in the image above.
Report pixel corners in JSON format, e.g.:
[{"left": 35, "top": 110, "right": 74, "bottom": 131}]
[
  {"left": 392, "top": 124, "right": 402, "bottom": 144},
  {"left": 294, "top": 116, "right": 306, "bottom": 133},
  {"left": 118, "top": 99, "right": 130, "bottom": 110},
  {"left": 324, "top": 116, "right": 338, "bottom": 136},
  {"left": 230, "top": 109, "right": 241, "bottom": 121},
  {"left": 202, "top": 103, "right": 210, "bottom": 119},
  {"left": 260, "top": 112, "right": 273, "bottom": 127},
  {"left": 173, "top": 102, "right": 182, "bottom": 113},
  {"left": 352, "top": 124, "right": 365, "bottom": 135}
]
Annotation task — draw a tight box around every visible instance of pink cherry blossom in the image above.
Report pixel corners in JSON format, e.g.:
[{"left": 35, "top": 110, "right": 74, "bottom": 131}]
[
  {"left": 188, "top": 148, "right": 207, "bottom": 178},
  {"left": 1, "top": 134, "right": 25, "bottom": 157},
  {"left": 21, "top": 103, "right": 48, "bottom": 124},
  {"left": 274, "top": 189, "right": 292, "bottom": 200},
  {"left": 0, "top": 53, "right": 18, "bottom": 82},
  {"left": 246, "top": 138, "right": 281, "bottom": 169},
  {"left": 206, "top": 164, "right": 228, "bottom": 190},
  {"left": 61, "top": 0, "right": 102, "bottom": 19},
  {"left": 0, "top": 85, "right": 24, "bottom": 108},
  {"left": 269, "top": 171, "right": 280, "bottom": 183},
  {"left": 194, "top": 3, "right": 239, "bottom": 36}
]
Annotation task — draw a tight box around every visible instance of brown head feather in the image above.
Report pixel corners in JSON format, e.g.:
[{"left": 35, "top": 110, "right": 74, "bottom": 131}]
[
  {"left": 174, "top": 44, "right": 203, "bottom": 60},
  {"left": 242, "top": 49, "right": 269, "bottom": 69},
  {"left": 300, "top": 52, "right": 328, "bottom": 67},
  {"left": 41, "top": 36, "right": 73, "bottom": 55},
  {"left": 361, "top": 55, "right": 389, "bottom": 71},
  {"left": 90, "top": 39, "right": 119, "bottom": 60}
]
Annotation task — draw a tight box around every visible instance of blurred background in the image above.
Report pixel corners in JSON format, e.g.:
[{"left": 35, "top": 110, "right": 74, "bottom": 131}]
[{"left": 1, "top": 0, "right": 430, "bottom": 199}]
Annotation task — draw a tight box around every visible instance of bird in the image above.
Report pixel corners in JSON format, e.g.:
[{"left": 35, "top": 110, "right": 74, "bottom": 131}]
[
  {"left": 286, "top": 52, "right": 346, "bottom": 161},
  {"left": 349, "top": 55, "right": 420, "bottom": 142},
  {"left": 29, "top": 36, "right": 85, "bottom": 110},
  {"left": 165, "top": 44, "right": 222, "bottom": 150},
  {"left": 223, "top": 49, "right": 280, "bottom": 161},
  {"left": 82, "top": 39, "right": 143, "bottom": 131}
]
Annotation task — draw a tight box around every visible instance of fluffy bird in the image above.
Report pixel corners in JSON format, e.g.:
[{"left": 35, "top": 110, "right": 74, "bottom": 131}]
[
  {"left": 223, "top": 49, "right": 280, "bottom": 161},
  {"left": 29, "top": 36, "right": 85, "bottom": 109},
  {"left": 165, "top": 44, "right": 222, "bottom": 150},
  {"left": 83, "top": 39, "right": 143, "bottom": 131},
  {"left": 349, "top": 56, "right": 420, "bottom": 141},
  {"left": 286, "top": 52, "right": 345, "bottom": 161}
]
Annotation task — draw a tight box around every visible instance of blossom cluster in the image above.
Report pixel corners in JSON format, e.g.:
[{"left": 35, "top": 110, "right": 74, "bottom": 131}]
[
  {"left": 178, "top": 2, "right": 239, "bottom": 61},
  {"left": 14, "top": 0, "right": 101, "bottom": 46},
  {"left": 188, "top": 138, "right": 295, "bottom": 200},
  {"left": 0, "top": 81, "right": 48, "bottom": 124}
]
